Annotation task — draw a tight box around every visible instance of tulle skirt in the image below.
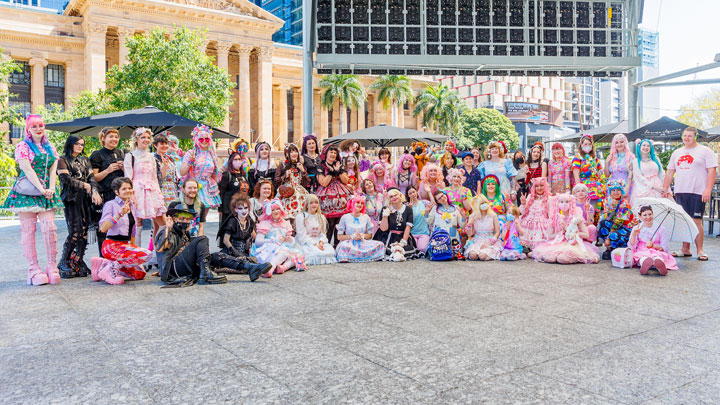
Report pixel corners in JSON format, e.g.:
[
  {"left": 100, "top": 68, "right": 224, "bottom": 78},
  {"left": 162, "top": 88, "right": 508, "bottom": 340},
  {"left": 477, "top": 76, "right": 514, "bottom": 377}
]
[{"left": 531, "top": 234, "right": 600, "bottom": 264}]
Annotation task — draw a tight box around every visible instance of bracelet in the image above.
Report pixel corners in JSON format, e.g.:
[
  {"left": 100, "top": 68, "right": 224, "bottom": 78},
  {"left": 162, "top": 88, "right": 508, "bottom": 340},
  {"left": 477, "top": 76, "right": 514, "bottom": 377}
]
[{"left": 110, "top": 217, "right": 118, "bottom": 225}]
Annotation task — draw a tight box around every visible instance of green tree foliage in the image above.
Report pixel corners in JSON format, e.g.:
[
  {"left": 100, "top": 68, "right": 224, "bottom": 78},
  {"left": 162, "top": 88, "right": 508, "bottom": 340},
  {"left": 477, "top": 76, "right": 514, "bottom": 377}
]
[
  {"left": 106, "top": 26, "right": 233, "bottom": 127},
  {"left": 455, "top": 108, "right": 519, "bottom": 150},
  {"left": 412, "top": 84, "right": 465, "bottom": 136},
  {"left": 676, "top": 88, "right": 720, "bottom": 129},
  {"left": 368, "top": 75, "right": 415, "bottom": 127},
  {"left": 318, "top": 74, "right": 366, "bottom": 134},
  {"left": 0, "top": 48, "right": 20, "bottom": 212}
]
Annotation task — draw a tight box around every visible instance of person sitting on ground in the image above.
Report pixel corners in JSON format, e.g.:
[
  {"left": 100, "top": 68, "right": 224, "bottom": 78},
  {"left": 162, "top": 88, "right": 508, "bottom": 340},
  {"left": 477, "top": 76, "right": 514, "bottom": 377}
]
[
  {"left": 155, "top": 206, "right": 271, "bottom": 287},
  {"left": 628, "top": 205, "right": 678, "bottom": 276},
  {"left": 597, "top": 179, "right": 636, "bottom": 260},
  {"left": 217, "top": 192, "right": 256, "bottom": 260}
]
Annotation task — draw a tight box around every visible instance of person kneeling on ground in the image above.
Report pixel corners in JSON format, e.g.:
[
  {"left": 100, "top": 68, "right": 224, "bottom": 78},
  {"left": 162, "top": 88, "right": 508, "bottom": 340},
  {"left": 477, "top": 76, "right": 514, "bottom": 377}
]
[{"left": 155, "top": 206, "right": 271, "bottom": 287}]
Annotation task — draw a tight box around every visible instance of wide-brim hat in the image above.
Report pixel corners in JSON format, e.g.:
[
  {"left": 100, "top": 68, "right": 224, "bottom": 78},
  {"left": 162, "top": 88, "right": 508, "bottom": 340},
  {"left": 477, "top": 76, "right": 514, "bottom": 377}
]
[{"left": 166, "top": 206, "right": 194, "bottom": 217}]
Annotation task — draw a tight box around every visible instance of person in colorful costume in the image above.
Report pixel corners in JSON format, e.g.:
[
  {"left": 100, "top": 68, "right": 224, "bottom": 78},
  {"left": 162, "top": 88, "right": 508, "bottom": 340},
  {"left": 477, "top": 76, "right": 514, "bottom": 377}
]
[
  {"left": 368, "top": 161, "right": 396, "bottom": 193},
  {"left": 316, "top": 144, "right": 353, "bottom": 243},
  {"left": 597, "top": 179, "right": 636, "bottom": 260},
  {"left": 464, "top": 194, "right": 502, "bottom": 261},
  {"left": 273, "top": 143, "right": 309, "bottom": 219},
  {"left": 443, "top": 168, "right": 473, "bottom": 218},
  {"left": 427, "top": 189, "right": 462, "bottom": 245},
  {"left": 525, "top": 142, "right": 547, "bottom": 186},
  {"left": 629, "top": 205, "right": 678, "bottom": 276},
  {"left": 531, "top": 193, "right": 600, "bottom": 264},
  {"left": 373, "top": 188, "right": 424, "bottom": 260},
  {"left": 481, "top": 175, "right": 509, "bottom": 223},
  {"left": 2, "top": 115, "right": 64, "bottom": 285},
  {"left": 547, "top": 142, "right": 572, "bottom": 195},
  {"left": 630, "top": 139, "right": 665, "bottom": 208},
  {"left": 496, "top": 206, "right": 526, "bottom": 261},
  {"left": 180, "top": 125, "right": 222, "bottom": 212},
  {"left": 393, "top": 153, "right": 419, "bottom": 195},
  {"left": 478, "top": 141, "right": 518, "bottom": 196},
  {"left": 411, "top": 141, "right": 430, "bottom": 173},
  {"left": 251, "top": 199, "right": 306, "bottom": 277},
  {"left": 572, "top": 183, "right": 597, "bottom": 242},
  {"left": 458, "top": 151, "right": 483, "bottom": 196},
  {"left": 604, "top": 133, "right": 634, "bottom": 197},
  {"left": 294, "top": 194, "right": 338, "bottom": 265},
  {"left": 336, "top": 195, "right": 385, "bottom": 263},
  {"left": 572, "top": 134, "right": 605, "bottom": 223},
  {"left": 164, "top": 132, "right": 184, "bottom": 163},
  {"left": 124, "top": 127, "right": 167, "bottom": 248},
  {"left": 406, "top": 186, "right": 430, "bottom": 252},
  {"left": 154, "top": 133, "right": 180, "bottom": 207},
  {"left": 301, "top": 134, "right": 322, "bottom": 194},
  {"left": 418, "top": 162, "right": 444, "bottom": 202},
  {"left": 519, "top": 177, "right": 553, "bottom": 250}
]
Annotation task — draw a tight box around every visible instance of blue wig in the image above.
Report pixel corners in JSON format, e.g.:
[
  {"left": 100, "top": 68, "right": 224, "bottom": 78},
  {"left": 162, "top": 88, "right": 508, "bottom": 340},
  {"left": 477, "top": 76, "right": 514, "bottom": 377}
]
[{"left": 635, "top": 139, "right": 662, "bottom": 173}]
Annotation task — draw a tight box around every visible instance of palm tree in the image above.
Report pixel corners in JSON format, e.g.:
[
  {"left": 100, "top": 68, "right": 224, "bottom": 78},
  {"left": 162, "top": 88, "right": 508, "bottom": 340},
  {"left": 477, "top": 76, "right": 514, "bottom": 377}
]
[
  {"left": 368, "top": 75, "right": 415, "bottom": 127},
  {"left": 318, "top": 74, "right": 366, "bottom": 135},
  {"left": 413, "top": 84, "right": 465, "bottom": 135}
]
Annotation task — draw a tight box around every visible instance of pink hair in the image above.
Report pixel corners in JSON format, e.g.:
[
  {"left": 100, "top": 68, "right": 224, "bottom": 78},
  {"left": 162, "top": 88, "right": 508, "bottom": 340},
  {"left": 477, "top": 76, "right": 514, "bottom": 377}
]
[
  {"left": 398, "top": 153, "right": 417, "bottom": 174},
  {"left": 420, "top": 162, "right": 442, "bottom": 184},
  {"left": 525, "top": 177, "right": 550, "bottom": 213},
  {"left": 23, "top": 115, "right": 56, "bottom": 157},
  {"left": 606, "top": 133, "right": 633, "bottom": 171},
  {"left": 258, "top": 199, "right": 287, "bottom": 222},
  {"left": 186, "top": 124, "right": 220, "bottom": 183},
  {"left": 445, "top": 168, "right": 465, "bottom": 185},
  {"left": 368, "top": 162, "right": 395, "bottom": 190},
  {"left": 551, "top": 142, "right": 567, "bottom": 161},
  {"left": 346, "top": 194, "right": 367, "bottom": 214},
  {"left": 548, "top": 193, "right": 577, "bottom": 234}
]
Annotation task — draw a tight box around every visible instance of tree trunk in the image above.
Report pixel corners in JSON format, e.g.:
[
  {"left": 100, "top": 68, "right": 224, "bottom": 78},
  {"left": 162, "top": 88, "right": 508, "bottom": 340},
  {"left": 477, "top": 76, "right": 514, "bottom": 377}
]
[
  {"left": 339, "top": 102, "right": 346, "bottom": 134},
  {"left": 391, "top": 104, "right": 398, "bottom": 127}
]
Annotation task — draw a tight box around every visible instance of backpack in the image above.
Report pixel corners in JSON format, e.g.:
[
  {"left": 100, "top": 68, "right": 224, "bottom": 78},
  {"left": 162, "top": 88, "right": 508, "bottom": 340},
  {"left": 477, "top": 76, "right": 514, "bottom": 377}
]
[{"left": 427, "top": 228, "right": 452, "bottom": 261}]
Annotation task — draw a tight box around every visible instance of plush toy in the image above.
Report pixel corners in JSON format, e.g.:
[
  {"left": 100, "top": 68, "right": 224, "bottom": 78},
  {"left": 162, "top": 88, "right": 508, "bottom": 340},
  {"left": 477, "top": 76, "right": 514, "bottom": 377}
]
[
  {"left": 388, "top": 243, "right": 407, "bottom": 262},
  {"left": 294, "top": 254, "right": 308, "bottom": 272},
  {"left": 451, "top": 239, "right": 465, "bottom": 261}
]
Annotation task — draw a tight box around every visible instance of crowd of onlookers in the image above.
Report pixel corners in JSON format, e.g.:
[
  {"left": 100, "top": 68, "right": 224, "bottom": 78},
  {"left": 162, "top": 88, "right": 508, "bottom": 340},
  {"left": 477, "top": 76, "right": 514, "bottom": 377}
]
[{"left": 3, "top": 115, "right": 716, "bottom": 287}]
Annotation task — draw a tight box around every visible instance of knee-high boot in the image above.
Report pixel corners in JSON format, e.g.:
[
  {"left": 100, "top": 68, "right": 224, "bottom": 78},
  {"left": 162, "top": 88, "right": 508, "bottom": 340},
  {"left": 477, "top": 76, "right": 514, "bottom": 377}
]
[
  {"left": 39, "top": 216, "right": 60, "bottom": 284},
  {"left": 74, "top": 237, "right": 91, "bottom": 277},
  {"left": 19, "top": 214, "right": 48, "bottom": 286},
  {"left": 58, "top": 235, "right": 76, "bottom": 279}
]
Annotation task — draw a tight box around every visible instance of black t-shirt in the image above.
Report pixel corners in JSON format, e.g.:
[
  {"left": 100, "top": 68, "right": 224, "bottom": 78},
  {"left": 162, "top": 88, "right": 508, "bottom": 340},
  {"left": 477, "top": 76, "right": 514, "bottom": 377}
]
[
  {"left": 222, "top": 216, "right": 255, "bottom": 254},
  {"left": 89, "top": 147, "right": 125, "bottom": 201}
]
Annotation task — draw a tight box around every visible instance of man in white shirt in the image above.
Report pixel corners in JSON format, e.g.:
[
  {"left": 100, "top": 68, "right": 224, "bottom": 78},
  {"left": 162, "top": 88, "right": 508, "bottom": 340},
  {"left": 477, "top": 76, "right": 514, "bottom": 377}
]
[{"left": 663, "top": 127, "right": 718, "bottom": 261}]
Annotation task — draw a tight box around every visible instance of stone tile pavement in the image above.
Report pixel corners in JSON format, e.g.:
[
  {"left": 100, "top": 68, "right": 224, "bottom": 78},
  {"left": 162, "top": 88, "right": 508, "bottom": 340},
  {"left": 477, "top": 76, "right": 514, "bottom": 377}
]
[{"left": 0, "top": 214, "right": 719, "bottom": 404}]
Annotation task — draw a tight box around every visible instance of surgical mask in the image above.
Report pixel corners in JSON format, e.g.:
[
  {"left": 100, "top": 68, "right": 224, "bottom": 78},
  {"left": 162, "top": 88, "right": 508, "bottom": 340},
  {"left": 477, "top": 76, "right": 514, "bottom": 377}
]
[
  {"left": 173, "top": 222, "right": 190, "bottom": 234},
  {"left": 479, "top": 203, "right": 490, "bottom": 211},
  {"left": 514, "top": 157, "right": 524, "bottom": 166},
  {"left": 558, "top": 202, "right": 570, "bottom": 212},
  {"left": 582, "top": 145, "right": 593, "bottom": 153},
  {"left": 231, "top": 160, "right": 242, "bottom": 170},
  {"left": 236, "top": 207, "right": 249, "bottom": 218}
]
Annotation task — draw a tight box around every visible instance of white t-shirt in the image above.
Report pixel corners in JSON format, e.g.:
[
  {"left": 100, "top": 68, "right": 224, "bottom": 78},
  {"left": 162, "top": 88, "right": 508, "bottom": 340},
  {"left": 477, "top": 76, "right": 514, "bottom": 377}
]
[{"left": 667, "top": 144, "right": 718, "bottom": 195}]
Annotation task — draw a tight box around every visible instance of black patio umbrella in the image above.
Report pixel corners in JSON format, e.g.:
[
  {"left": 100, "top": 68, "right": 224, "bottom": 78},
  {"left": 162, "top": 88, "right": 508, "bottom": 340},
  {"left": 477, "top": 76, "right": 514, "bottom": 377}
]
[
  {"left": 626, "top": 116, "right": 709, "bottom": 142},
  {"left": 45, "top": 106, "right": 234, "bottom": 139},
  {"left": 553, "top": 120, "right": 630, "bottom": 144},
  {"left": 703, "top": 125, "right": 720, "bottom": 142},
  {"left": 322, "top": 124, "right": 448, "bottom": 148}
]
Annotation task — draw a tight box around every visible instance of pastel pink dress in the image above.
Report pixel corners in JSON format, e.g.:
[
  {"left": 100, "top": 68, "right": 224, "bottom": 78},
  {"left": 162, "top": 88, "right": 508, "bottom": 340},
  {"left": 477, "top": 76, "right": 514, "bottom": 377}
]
[
  {"left": 519, "top": 197, "right": 553, "bottom": 249},
  {"left": 630, "top": 159, "right": 664, "bottom": 208},
  {"left": 531, "top": 207, "right": 599, "bottom": 264},
  {"left": 630, "top": 223, "right": 678, "bottom": 270},
  {"left": 464, "top": 214, "right": 501, "bottom": 259},
  {"left": 124, "top": 151, "right": 166, "bottom": 219},
  {"left": 548, "top": 158, "right": 571, "bottom": 195}
]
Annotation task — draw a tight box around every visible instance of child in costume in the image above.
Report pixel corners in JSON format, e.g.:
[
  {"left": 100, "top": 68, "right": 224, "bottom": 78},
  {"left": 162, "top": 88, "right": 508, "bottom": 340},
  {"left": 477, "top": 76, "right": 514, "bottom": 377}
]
[
  {"left": 343, "top": 155, "right": 361, "bottom": 193},
  {"left": 295, "top": 194, "right": 338, "bottom": 265},
  {"left": 629, "top": 205, "right": 678, "bottom": 276},
  {"left": 464, "top": 194, "right": 502, "bottom": 261},
  {"left": 572, "top": 183, "right": 597, "bottom": 242},
  {"left": 519, "top": 177, "right": 553, "bottom": 250},
  {"left": 497, "top": 206, "right": 526, "bottom": 261},
  {"left": 531, "top": 193, "right": 599, "bottom": 264},
  {"left": 597, "top": 179, "right": 636, "bottom": 261},
  {"left": 251, "top": 199, "right": 306, "bottom": 277}
]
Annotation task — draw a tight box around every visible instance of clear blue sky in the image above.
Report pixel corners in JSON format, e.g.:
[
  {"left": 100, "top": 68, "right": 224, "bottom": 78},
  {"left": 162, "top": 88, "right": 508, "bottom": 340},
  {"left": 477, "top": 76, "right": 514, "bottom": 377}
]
[{"left": 640, "top": 0, "right": 720, "bottom": 116}]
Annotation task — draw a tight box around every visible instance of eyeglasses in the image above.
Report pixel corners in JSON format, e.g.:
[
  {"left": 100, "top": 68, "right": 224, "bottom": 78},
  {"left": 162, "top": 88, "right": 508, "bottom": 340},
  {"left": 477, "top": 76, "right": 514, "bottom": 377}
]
[
  {"left": 198, "top": 138, "right": 211, "bottom": 143},
  {"left": 76, "top": 143, "right": 85, "bottom": 147}
]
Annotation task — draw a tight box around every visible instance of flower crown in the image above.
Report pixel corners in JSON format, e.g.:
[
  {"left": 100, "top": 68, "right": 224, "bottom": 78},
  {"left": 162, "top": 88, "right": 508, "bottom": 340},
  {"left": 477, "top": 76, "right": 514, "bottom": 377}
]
[{"left": 192, "top": 124, "right": 213, "bottom": 140}]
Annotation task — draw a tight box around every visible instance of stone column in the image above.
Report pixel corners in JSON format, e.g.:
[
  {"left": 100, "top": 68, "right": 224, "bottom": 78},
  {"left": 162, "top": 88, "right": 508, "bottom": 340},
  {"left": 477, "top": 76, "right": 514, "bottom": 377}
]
[
  {"left": 292, "top": 87, "right": 303, "bottom": 143},
  {"left": 315, "top": 89, "right": 328, "bottom": 141},
  {"left": 273, "top": 84, "right": 289, "bottom": 148},
  {"left": 350, "top": 106, "right": 358, "bottom": 132},
  {"left": 28, "top": 57, "right": 48, "bottom": 113},
  {"left": 331, "top": 99, "right": 340, "bottom": 137},
  {"left": 236, "top": 44, "right": 253, "bottom": 140},
  {"left": 200, "top": 39, "right": 211, "bottom": 54},
  {"left": 116, "top": 27, "right": 134, "bottom": 66},
  {"left": 215, "top": 41, "right": 232, "bottom": 131},
  {"left": 256, "top": 46, "right": 273, "bottom": 144},
  {"left": 366, "top": 94, "right": 375, "bottom": 127},
  {"left": 84, "top": 22, "right": 107, "bottom": 91},
  {"left": 398, "top": 105, "right": 405, "bottom": 128}
]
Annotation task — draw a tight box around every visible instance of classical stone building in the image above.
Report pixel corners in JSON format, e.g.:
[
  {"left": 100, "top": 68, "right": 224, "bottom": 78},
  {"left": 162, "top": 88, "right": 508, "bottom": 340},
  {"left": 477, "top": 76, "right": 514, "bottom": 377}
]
[{"left": 0, "top": 0, "right": 433, "bottom": 146}]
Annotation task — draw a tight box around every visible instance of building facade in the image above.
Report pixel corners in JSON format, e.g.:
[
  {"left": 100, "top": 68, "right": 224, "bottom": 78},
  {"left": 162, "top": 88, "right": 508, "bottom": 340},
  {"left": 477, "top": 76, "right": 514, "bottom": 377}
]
[
  {"left": 1, "top": 0, "right": 432, "bottom": 147},
  {"left": 251, "top": 0, "right": 302, "bottom": 46},
  {"left": 638, "top": 28, "right": 660, "bottom": 124}
]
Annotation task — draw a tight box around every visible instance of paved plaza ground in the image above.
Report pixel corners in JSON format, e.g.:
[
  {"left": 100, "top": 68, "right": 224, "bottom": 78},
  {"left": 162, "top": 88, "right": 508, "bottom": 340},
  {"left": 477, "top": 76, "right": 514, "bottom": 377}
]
[{"left": 1, "top": 214, "right": 719, "bottom": 404}]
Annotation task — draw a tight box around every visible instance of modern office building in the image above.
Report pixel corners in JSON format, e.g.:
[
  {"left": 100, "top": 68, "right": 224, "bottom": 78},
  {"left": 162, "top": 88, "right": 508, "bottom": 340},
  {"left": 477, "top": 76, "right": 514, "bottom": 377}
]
[
  {"left": 638, "top": 28, "right": 660, "bottom": 123},
  {"left": 251, "top": 0, "right": 302, "bottom": 46},
  {"left": 0, "top": 0, "right": 433, "bottom": 146}
]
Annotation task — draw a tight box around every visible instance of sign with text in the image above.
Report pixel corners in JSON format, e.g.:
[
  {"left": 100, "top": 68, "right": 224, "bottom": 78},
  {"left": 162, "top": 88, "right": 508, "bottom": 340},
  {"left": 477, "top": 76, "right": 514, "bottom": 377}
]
[{"left": 504, "top": 102, "right": 563, "bottom": 126}]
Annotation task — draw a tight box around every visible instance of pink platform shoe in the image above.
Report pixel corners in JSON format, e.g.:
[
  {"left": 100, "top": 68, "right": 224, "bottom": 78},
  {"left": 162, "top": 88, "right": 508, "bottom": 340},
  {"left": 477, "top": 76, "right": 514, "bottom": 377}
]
[
  {"left": 91, "top": 257, "right": 107, "bottom": 282},
  {"left": 45, "top": 265, "right": 61, "bottom": 285},
  {"left": 98, "top": 262, "right": 125, "bottom": 285},
  {"left": 27, "top": 266, "right": 49, "bottom": 286}
]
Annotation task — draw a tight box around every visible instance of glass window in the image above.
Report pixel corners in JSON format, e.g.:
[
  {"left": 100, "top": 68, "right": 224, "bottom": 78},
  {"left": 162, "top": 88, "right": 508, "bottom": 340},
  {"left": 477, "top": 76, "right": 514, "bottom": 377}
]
[
  {"left": 44, "top": 64, "right": 65, "bottom": 88},
  {"left": 9, "top": 101, "right": 32, "bottom": 139},
  {"left": 9, "top": 61, "right": 30, "bottom": 85}
]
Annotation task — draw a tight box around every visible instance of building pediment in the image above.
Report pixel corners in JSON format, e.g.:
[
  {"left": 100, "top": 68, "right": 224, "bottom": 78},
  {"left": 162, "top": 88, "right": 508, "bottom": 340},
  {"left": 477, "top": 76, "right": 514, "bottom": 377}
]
[{"left": 164, "top": 0, "right": 282, "bottom": 23}]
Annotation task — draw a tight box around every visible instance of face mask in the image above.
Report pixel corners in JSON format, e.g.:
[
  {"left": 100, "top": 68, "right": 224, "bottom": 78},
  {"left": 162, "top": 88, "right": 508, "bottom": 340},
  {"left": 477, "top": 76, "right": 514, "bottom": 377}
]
[
  {"left": 236, "top": 207, "right": 249, "bottom": 218},
  {"left": 558, "top": 202, "right": 570, "bottom": 212},
  {"left": 479, "top": 203, "right": 490, "bottom": 211},
  {"left": 514, "top": 157, "right": 524, "bottom": 165},
  {"left": 173, "top": 222, "right": 190, "bottom": 234},
  {"left": 582, "top": 145, "right": 593, "bottom": 153},
  {"left": 231, "top": 160, "right": 242, "bottom": 170}
]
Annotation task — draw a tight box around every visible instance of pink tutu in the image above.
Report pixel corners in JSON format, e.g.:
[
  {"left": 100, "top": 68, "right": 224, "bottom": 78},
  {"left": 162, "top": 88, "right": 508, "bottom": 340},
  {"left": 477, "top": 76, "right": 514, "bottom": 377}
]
[
  {"left": 531, "top": 234, "right": 599, "bottom": 264},
  {"left": 632, "top": 245, "right": 678, "bottom": 270},
  {"left": 520, "top": 204, "right": 553, "bottom": 249}
]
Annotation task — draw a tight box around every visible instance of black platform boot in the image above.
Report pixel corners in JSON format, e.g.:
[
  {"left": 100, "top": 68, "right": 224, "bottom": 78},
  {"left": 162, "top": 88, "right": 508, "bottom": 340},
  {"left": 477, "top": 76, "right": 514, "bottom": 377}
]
[
  {"left": 57, "top": 241, "right": 75, "bottom": 279},
  {"left": 198, "top": 257, "right": 227, "bottom": 284},
  {"left": 74, "top": 238, "right": 91, "bottom": 277},
  {"left": 245, "top": 262, "right": 273, "bottom": 282}
]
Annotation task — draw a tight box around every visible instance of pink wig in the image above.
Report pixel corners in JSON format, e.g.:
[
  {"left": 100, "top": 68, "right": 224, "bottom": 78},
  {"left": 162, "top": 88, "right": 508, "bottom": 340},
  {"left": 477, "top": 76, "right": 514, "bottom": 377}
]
[
  {"left": 368, "top": 162, "right": 395, "bottom": 190},
  {"left": 525, "top": 177, "right": 550, "bottom": 211},
  {"left": 398, "top": 153, "right": 417, "bottom": 174},
  {"left": 346, "top": 194, "right": 367, "bottom": 214},
  {"left": 551, "top": 142, "right": 567, "bottom": 161},
  {"left": 445, "top": 168, "right": 465, "bottom": 185},
  {"left": 187, "top": 124, "right": 220, "bottom": 181},
  {"left": 258, "top": 199, "right": 287, "bottom": 222},
  {"left": 420, "top": 162, "right": 442, "bottom": 184},
  {"left": 23, "top": 114, "right": 55, "bottom": 156},
  {"left": 606, "top": 133, "right": 633, "bottom": 171},
  {"left": 548, "top": 193, "right": 577, "bottom": 234}
]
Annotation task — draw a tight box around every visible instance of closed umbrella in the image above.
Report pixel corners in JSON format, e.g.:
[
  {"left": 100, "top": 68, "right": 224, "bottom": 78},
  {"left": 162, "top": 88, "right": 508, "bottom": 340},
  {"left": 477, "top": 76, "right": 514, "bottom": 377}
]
[{"left": 634, "top": 197, "right": 699, "bottom": 243}]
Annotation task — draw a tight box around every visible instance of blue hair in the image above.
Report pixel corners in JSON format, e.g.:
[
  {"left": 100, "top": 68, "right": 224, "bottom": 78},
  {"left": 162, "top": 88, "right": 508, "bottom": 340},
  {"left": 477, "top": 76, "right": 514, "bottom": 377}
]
[{"left": 635, "top": 139, "right": 662, "bottom": 173}]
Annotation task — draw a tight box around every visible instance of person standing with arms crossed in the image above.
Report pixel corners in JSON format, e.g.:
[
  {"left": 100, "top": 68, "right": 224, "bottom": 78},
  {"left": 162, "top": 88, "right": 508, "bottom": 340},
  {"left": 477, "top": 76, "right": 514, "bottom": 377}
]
[{"left": 662, "top": 127, "right": 717, "bottom": 261}]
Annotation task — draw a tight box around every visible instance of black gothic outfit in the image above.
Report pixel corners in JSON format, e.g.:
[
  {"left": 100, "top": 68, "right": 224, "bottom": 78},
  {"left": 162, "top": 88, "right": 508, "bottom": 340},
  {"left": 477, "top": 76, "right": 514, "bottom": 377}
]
[
  {"left": 218, "top": 169, "right": 247, "bottom": 223},
  {"left": 302, "top": 153, "right": 321, "bottom": 193},
  {"left": 247, "top": 162, "right": 275, "bottom": 194},
  {"left": 218, "top": 215, "right": 255, "bottom": 257},
  {"left": 372, "top": 205, "right": 424, "bottom": 260},
  {"left": 89, "top": 147, "right": 125, "bottom": 256},
  {"left": 57, "top": 155, "right": 100, "bottom": 277}
]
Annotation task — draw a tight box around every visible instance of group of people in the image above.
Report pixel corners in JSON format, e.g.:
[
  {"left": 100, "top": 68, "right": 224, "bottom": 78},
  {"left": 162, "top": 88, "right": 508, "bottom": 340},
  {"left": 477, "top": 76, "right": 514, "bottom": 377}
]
[{"left": 2, "top": 115, "right": 717, "bottom": 288}]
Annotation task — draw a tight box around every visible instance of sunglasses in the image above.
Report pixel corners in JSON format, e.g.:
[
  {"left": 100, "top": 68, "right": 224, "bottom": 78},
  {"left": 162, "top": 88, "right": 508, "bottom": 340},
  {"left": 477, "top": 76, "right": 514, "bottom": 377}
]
[{"left": 198, "top": 138, "right": 211, "bottom": 143}]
